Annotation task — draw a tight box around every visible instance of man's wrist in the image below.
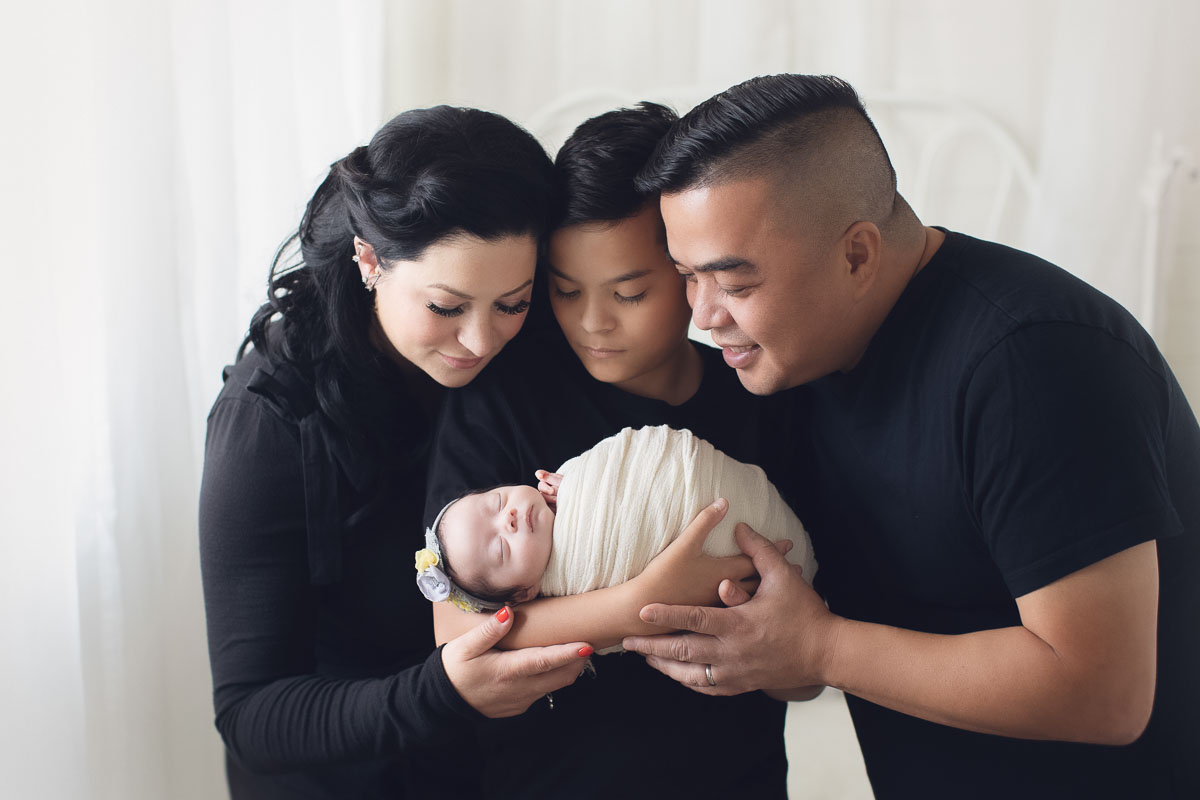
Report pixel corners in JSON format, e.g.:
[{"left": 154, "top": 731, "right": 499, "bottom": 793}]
[{"left": 814, "top": 613, "right": 849, "bottom": 688}]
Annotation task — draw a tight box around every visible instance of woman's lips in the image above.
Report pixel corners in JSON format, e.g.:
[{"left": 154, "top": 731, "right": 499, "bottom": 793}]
[{"left": 440, "top": 353, "right": 482, "bottom": 369}]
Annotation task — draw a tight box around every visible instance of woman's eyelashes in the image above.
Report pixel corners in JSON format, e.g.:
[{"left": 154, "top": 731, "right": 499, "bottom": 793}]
[
  {"left": 495, "top": 298, "right": 530, "bottom": 315},
  {"left": 425, "top": 299, "right": 530, "bottom": 318},
  {"left": 426, "top": 302, "right": 464, "bottom": 318}
]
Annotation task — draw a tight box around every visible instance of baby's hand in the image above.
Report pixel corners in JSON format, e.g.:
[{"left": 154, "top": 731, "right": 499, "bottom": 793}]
[{"left": 534, "top": 469, "right": 562, "bottom": 507}]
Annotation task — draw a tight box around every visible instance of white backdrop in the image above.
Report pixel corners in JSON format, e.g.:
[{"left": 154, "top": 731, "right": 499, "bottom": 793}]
[{"left": 1, "top": 2, "right": 1196, "bottom": 798}]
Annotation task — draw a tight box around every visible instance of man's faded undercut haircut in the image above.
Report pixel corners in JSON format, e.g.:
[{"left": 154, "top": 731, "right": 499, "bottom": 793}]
[{"left": 636, "top": 74, "right": 901, "bottom": 238}]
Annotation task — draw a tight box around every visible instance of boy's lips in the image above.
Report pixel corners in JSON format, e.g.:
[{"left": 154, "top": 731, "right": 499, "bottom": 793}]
[{"left": 580, "top": 345, "right": 623, "bottom": 359}]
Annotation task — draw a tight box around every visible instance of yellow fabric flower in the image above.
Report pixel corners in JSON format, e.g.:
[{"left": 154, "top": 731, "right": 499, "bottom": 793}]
[{"left": 414, "top": 548, "right": 440, "bottom": 573}]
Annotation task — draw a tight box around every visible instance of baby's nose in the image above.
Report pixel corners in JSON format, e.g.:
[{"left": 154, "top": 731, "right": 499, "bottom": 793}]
[{"left": 505, "top": 508, "right": 518, "bottom": 531}]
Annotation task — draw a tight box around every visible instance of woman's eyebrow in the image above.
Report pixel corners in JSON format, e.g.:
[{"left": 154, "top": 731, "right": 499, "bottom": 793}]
[{"left": 426, "top": 279, "right": 534, "bottom": 301}]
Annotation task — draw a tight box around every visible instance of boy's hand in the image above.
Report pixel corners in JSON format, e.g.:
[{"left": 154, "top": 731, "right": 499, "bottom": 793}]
[{"left": 534, "top": 469, "right": 563, "bottom": 508}]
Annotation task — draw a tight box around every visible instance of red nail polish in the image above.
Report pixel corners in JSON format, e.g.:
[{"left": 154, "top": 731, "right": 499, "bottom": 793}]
[
  {"left": 495, "top": 607, "right": 510, "bottom": 623},
  {"left": 578, "top": 646, "right": 594, "bottom": 657}
]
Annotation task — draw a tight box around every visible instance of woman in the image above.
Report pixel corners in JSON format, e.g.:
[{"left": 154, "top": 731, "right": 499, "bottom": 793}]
[
  {"left": 198, "top": 106, "right": 596, "bottom": 799},
  {"left": 425, "top": 103, "right": 800, "bottom": 799}
]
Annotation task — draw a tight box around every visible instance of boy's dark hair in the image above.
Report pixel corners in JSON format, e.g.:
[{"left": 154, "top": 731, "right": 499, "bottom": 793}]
[
  {"left": 636, "top": 74, "right": 894, "bottom": 197},
  {"left": 554, "top": 101, "right": 679, "bottom": 227}
]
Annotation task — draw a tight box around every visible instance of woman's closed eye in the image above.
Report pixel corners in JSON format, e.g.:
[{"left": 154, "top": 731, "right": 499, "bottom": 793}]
[
  {"left": 614, "top": 290, "right": 647, "bottom": 305},
  {"left": 427, "top": 302, "right": 464, "bottom": 318},
  {"left": 551, "top": 284, "right": 579, "bottom": 300},
  {"left": 495, "top": 298, "right": 530, "bottom": 316}
]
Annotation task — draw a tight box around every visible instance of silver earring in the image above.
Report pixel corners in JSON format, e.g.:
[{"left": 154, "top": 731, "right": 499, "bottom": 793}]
[
  {"left": 352, "top": 254, "right": 360, "bottom": 263},
  {"left": 363, "top": 272, "right": 380, "bottom": 292}
]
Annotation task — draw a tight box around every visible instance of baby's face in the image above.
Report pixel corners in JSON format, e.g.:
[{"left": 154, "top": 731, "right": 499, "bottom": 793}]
[{"left": 440, "top": 485, "right": 554, "bottom": 603}]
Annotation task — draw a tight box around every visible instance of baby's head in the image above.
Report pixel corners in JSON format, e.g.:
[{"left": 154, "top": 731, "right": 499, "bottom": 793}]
[{"left": 417, "top": 484, "right": 555, "bottom": 611}]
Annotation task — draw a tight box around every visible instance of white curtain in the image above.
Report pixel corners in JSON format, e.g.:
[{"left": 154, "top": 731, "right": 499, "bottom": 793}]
[
  {"left": 1, "top": 2, "right": 1196, "bottom": 798},
  {"left": 1, "top": 1, "right": 382, "bottom": 797}
]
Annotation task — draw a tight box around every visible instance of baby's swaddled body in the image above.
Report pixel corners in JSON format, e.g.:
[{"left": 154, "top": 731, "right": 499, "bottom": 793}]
[{"left": 542, "top": 426, "right": 817, "bottom": 617}]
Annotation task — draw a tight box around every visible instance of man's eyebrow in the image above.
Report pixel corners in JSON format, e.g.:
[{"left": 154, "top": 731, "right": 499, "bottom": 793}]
[
  {"left": 427, "top": 279, "right": 533, "bottom": 300},
  {"left": 665, "top": 252, "right": 757, "bottom": 274}
]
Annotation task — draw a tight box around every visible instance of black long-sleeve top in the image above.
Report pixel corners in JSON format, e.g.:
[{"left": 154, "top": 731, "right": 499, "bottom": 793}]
[
  {"left": 426, "top": 330, "right": 800, "bottom": 799},
  {"left": 199, "top": 346, "right": 481, "bottom": 798}
]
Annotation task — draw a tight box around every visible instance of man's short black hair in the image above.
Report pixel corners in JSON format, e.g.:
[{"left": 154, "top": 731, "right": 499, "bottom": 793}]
[
  {"left": 636, "top": 74, "right": 893, "bottom": 197},
  {"left": 555, "top": 101, "right": 679, "bottom": 227}
]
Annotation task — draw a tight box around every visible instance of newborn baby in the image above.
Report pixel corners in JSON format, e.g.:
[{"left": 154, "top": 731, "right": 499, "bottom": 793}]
[{"left": 415, "top": 425, "right": 817, "bottom": 617}]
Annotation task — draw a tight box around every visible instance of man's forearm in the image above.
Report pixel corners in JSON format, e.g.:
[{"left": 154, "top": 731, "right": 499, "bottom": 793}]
[{"left": 822, "top": 618, "right": 1152, "bottom": 745}]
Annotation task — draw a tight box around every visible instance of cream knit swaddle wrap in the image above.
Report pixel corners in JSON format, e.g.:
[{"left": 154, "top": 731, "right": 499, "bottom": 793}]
[{"left": 541, "top": 425, "right": 817, "bottom": 600}]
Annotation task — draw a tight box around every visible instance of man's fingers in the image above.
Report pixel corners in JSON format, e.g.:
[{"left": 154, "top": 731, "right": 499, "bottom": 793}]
[{"left": 734, "top": 523, "right": 793, "bottom": 575}]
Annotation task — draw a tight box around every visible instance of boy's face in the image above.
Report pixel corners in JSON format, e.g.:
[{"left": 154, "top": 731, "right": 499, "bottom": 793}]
[
  {"left": 440, "top": 485, "right": 554, "bottom": 604},
  {"left": 547, "top": 204, "right": 693, "bottom": 399}
]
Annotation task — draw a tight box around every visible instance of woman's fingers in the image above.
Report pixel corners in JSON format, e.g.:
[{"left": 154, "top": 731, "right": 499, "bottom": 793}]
[{"left": 443, "top": 605, "right": 596, "bottom": 718}]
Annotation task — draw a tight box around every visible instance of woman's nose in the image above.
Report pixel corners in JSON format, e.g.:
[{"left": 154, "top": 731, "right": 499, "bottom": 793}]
[{"left": 459, "top": 315, "right": 498, "bottom": 357}]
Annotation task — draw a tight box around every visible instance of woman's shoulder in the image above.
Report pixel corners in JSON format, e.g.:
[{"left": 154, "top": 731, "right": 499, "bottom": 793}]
[{"left": 212, "top": 346, "right": 318, "bottom": 427}]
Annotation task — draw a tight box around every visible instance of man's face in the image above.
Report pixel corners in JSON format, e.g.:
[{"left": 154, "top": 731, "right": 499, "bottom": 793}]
[{"left": 660, "top": 178, "right": 861, "bottom": 395}]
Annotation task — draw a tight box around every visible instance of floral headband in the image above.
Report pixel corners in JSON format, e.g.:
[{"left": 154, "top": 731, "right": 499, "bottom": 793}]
[{"left": 415, "top": 499, "right": 505, "bottom": 614}]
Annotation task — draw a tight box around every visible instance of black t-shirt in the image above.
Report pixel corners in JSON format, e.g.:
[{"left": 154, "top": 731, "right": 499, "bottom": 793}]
[
  {"left": 786, "top": 230, "right": 1200, "bottom": 798},
  {"left": 426, "top": 331, "right": 797, "bottom": 800},
  {"left": 199, "top": 347, "right": 481, "bottom": 799}
]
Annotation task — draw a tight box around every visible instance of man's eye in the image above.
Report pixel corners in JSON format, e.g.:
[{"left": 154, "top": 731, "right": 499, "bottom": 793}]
[
  {"left": 720, "top": 285, "right": 749, "bottom": 297},
  {"left": 677, "top": 272, "right": 696, "bottom": 283}
]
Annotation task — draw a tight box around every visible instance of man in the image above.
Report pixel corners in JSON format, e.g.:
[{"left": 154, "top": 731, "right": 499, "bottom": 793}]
[{"left": 622, "top": 74, "right": 1199, "bottom": 798}]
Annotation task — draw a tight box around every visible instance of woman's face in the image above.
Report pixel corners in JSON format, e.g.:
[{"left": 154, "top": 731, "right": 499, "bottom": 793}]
[
  {"left": 361, "top": 234, "right": 538, "bottom": 387},
  {"left": 440, "top": 485, "right": 554, "bottom": 603},
  {"left": 547, "top": 205, "right": 693, "bottom": 398}
]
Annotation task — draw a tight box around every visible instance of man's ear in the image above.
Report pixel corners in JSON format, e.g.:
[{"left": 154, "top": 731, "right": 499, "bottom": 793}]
[
  {"left": 353, "top": 236, "right": 381, "bottom": 284},
  {"left": 842, "top": 221, "right": 882, "bottom": 300}
]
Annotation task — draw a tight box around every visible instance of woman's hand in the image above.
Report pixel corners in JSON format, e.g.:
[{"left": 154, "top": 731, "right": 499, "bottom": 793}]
[
  {"left": 626, "top": 498, "right": 792, "bottom": 611},
  {"left": 441, "top": 605, "right": 594, "bottom": 718},
  {"left": 534, "top": 469, "right": 561, "bottom": 508}
]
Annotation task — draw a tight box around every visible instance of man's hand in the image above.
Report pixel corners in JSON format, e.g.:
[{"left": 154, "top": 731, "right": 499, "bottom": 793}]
[{"left": 622, "top": 522, "right": 835, "bottom": 695}]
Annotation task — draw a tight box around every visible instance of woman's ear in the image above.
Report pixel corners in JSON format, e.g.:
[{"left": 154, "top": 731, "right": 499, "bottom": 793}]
[
  {"left": 353, "top": 236, "right": 381, "bottom": 285},
  {"left": 842, "top": 221, "right": 882, "bottom": 300}
]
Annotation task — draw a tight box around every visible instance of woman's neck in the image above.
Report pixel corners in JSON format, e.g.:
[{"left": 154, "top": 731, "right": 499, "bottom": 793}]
[
  {"left": 368, "top": 318, "right": 443, "bottom": 417},
  {"left": 612, "top": 338, "right": 704, "bottom": 406}
]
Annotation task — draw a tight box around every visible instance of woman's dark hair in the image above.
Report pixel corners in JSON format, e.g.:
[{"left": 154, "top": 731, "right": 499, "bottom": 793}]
[
  {"left": 241, "top": 106, "right": 555, "bottom": 441},
  {"left": 554, "top": 101, "right": 678, "bottom": 227},
  {"left": 636, "top": 74, "right": 889, "bottom": 195}
]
